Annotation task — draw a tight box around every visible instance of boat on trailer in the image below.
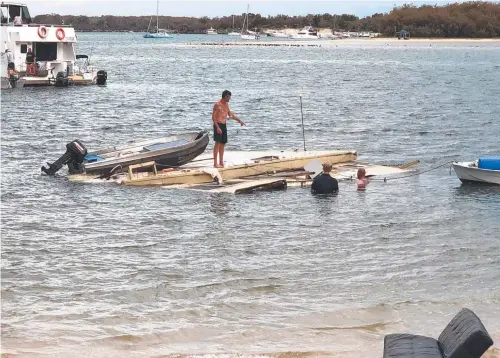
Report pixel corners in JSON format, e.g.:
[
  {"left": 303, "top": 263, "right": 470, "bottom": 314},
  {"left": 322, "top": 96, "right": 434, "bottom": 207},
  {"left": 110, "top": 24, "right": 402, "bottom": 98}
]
[
  {"left": 0, "top": 1, "right": 107, "bottom": 88},
  {"left": 41, "top": 131, "right": 209, "bottom": 177},
  {"left": 452, "top": 158, "right": 500, "bottom": 185}
]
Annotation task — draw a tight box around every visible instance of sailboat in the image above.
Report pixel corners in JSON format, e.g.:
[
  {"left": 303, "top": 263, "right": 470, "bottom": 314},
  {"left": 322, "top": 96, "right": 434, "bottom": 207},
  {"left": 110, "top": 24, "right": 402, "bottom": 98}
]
[
  {"left": 143, "top": 0, "right": 173, "bottom": 38},
  {"left": 240, "top": 5, "right": 259, "bottom": 40},
  {"left": 228, "top": 15, "right": 239, "bottom": 36}
]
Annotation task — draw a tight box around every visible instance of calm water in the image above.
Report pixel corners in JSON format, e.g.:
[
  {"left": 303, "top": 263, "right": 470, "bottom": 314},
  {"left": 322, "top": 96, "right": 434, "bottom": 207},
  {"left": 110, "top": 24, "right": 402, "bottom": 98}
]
[{"left": 1, "top": 33, "right": 500, "bottom": 358}]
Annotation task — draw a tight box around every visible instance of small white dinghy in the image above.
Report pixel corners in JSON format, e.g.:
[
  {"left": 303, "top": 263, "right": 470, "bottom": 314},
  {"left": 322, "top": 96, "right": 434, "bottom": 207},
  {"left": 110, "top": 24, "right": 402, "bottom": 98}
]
[{"left": 452, "top": 158, "right": 500, "bottom": 185}]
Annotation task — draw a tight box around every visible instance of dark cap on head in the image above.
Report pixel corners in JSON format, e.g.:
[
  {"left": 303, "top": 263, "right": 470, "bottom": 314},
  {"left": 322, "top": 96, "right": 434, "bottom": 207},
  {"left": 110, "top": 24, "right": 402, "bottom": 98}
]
[{"left": 222, "top": 90, "right": 231, "bottom": 98}]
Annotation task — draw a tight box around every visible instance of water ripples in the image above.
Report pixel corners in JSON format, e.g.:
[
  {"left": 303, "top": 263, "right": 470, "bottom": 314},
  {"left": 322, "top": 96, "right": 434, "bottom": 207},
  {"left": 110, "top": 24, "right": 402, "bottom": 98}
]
[{"left": 1, "top": 34, "right": 500, "bottom": 357}]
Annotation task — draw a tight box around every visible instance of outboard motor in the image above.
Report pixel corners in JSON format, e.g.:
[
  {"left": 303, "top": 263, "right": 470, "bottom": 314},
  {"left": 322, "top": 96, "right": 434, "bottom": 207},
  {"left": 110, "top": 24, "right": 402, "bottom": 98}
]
[
  {"left": 55, "top": 71, "right": 69, "bottom": 87},
  {"left": 96, "top": 70, "right": 107, "bottom": 85},
  {"left": 41, "top": 140, "right": 88, "bottom": 176}
]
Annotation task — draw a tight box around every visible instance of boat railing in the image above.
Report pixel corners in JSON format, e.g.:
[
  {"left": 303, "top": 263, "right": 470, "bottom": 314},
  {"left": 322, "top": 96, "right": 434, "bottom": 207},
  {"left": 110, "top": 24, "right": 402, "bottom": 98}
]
[
  {"left": 16, "top": 60, "right": 73, "bottom": 77},
  {"left": 1, "top": 23, "right": 74, "bottom": 28}
]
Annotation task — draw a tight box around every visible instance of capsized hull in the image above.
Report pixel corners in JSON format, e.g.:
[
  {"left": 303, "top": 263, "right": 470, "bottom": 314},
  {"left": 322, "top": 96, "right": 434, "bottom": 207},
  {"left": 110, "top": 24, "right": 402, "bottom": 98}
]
[
  {"left": 84, "top": 131, "right": 209, "bottom": 175},
  {"left": 452, "top": 162, "right": 500, "bottom": 185}
]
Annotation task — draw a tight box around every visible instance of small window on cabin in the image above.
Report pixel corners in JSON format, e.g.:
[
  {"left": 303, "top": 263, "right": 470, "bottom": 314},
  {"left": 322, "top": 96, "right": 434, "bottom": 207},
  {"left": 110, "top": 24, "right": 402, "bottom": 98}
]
[
  {"left": 22, "top": 6, "right": 32, "bottom": 24},
  {"left": 0, "top": 6, "right": 8, "bottom": 23},
  {"left": 8, "top": 5, "right": 20, "bottom": 22},
  {"left": 21, "top": 44, "right": 28, "bottom": 53}
]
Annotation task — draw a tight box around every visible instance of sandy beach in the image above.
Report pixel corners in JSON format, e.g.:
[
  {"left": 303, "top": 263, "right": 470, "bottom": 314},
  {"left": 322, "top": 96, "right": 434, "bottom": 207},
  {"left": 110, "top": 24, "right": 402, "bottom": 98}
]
[
  {"left": 370, "top": 37, "right": 500, "bottom": 42},
  {"left": 183, "top": 37, "right": 500, "bottom": 48}
]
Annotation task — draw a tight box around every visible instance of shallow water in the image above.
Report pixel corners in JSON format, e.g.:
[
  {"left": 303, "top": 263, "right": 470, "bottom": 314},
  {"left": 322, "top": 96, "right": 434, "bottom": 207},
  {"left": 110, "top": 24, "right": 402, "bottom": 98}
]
[{"left": 1, "top": 33, "right": 500, "bottom": 357}]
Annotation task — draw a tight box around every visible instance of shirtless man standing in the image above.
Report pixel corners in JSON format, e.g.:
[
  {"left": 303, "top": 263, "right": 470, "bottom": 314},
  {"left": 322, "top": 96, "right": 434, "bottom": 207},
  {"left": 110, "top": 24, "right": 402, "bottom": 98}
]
[{"left": 212, "top": 90, "right": 246, "bottom": 168}]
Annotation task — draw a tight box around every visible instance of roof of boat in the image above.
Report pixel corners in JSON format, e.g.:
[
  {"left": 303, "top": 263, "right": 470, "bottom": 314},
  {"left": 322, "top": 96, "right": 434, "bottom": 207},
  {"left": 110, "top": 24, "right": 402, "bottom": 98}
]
[{"left": 1, "top": 2, "right": 28, "bottom": 6}]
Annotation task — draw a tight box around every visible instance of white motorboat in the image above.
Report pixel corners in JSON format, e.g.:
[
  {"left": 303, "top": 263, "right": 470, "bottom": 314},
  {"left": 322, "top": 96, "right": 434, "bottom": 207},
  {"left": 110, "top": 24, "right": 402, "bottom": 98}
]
[
  {"left": 289, "top": 26, "right": 320, "bottom": 40},
  {"left": 452, "top": 158, "right": 500, "bottom": 185},
  {"left": 1, "top": 2, "right": 107, "bottom": 88},
  {"left": 206, "top": 27, "right": 217, "bottom": 35}
]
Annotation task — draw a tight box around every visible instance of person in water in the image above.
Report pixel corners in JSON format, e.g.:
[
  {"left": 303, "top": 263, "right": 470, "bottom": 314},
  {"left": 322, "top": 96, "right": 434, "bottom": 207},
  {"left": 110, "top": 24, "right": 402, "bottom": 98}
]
[
  {"left": 7, "top": 62, "right": 18, "bottom": 79},
  {"left": 212, "top": 90, "right": 246, "bottom": 168},
  {"left": 357, "top": 168, "right": 370, "bottom": 190},
  {"left": 311, "top": 163, "right": 339, "bottom": 194}
]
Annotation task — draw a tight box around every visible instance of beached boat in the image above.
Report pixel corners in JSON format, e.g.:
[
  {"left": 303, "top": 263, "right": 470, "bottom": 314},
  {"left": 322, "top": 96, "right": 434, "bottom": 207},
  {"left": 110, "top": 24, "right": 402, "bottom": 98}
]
[
  {"left": 452, "top": 158, "right": 500, "bottom": 185},
  {"left": 42, "top": 131, "right": 209, "bottom": 177},
  {"left": 0, "top": 2, "right": 107, "bottom": 88}
]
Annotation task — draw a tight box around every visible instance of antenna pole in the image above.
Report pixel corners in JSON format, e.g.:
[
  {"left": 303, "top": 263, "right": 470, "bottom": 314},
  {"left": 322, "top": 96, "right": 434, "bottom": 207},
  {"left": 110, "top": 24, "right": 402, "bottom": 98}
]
[{"left": 300, "top": 96, "right": 306, "bottom": 151}]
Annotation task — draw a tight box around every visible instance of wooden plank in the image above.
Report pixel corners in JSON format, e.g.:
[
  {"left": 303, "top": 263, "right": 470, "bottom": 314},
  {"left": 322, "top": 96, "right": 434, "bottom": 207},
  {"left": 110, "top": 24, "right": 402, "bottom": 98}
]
[
  {"left": 123, "top": 151, "right": 357, "bottom": 187},
  {"left": 398, "top": 160, "right": 420, "bottom": 169},
  {"left": 128, "top": 161, "right": 157, "bottom": 179},
  {"left": 217, "top": 179, "right": 287, "bottom": 194},
  {"left": 127, "top": 161, "right": 157, "bottom": 170},
  {"left": 167, "top": 178, "right": 287, "bottom": 194}
]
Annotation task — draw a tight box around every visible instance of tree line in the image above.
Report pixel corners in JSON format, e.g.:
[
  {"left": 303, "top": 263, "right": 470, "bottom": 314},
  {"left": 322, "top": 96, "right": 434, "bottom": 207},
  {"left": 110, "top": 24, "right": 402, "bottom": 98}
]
[{"left": 33, "top": 1, "right": 500, "bottom": 38}]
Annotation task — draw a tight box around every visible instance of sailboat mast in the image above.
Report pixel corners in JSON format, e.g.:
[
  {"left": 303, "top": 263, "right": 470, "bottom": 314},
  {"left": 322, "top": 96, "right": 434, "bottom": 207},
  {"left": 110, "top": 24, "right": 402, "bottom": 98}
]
[
  {"left": 246, "top": 4, "right": 249, "bottom": 32},
  {"left": 156, "top": 0, "right": 159, "bottom": 33}
]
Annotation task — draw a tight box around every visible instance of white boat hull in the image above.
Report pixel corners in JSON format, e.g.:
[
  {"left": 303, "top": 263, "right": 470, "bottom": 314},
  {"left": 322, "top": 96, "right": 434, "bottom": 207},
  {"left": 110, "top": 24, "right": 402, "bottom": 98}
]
[
  {"left": 289, "top": 34, "right": 320, "bottom": 40},
  {"left": 268, "top": 32, "right": 290, "bottom": 38},
  {"left": 452, "top": 162, "right": 500, "bottom": 185},
  {"left": 240, "top": 34, "right": 258, "bottom": 40}
]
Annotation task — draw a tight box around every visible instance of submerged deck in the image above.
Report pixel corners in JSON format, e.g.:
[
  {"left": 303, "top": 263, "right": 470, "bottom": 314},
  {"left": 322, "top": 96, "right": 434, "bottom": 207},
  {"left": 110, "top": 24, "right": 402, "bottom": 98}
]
[
  {"left": 121, "top": 150, "right": 357, "bottom": 187},
  {"left": 69, "top": 150, "right": 418, "bottom": 193}
]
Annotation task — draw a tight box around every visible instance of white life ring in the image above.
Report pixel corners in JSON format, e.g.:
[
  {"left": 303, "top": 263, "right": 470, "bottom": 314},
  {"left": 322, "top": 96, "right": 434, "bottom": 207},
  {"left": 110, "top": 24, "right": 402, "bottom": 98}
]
[
  {"left": 37, "top": 25, "right": 48, "bottom": 39},
  {"left": 56, "top": 28, "right": 65, "bottom": 41}
]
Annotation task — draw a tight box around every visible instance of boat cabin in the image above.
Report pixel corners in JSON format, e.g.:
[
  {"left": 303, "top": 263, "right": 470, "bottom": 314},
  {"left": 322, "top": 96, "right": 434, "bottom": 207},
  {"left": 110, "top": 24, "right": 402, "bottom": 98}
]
[
  {"left": 1, "top": 2, "right": 31, "bottom": 24},
  {"left": 298, "top": 26, "right": 318, "bottom": 36},
  {"left": 396, "top": 30, "right": 410, "bottom": 40},
  {"left": 0, "top": 1, "right": 83, "bottom": 86}
]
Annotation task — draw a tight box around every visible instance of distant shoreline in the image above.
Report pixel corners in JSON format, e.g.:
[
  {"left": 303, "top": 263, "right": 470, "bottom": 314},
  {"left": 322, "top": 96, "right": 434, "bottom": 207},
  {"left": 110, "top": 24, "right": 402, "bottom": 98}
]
[
  {"left": 370, "top": 37, "right": 500, "bottom": 42},
  {"left": 76, "top": 31, "right": 500, "bottom": 42}
]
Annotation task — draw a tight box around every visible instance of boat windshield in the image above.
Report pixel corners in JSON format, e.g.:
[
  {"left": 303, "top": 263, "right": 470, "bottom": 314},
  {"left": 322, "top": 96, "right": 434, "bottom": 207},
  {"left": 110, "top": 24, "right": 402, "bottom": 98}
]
[{"left": 0, "top": 4, "right": 32, "bottom": 24}]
